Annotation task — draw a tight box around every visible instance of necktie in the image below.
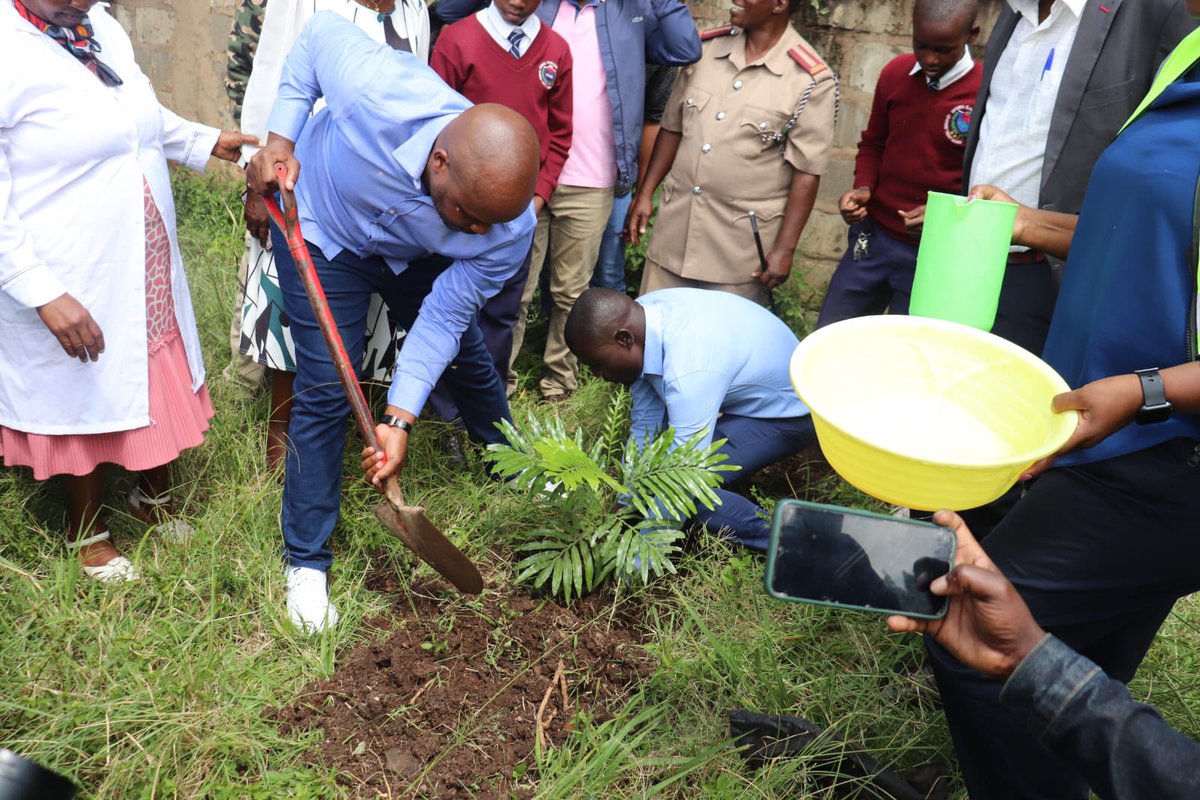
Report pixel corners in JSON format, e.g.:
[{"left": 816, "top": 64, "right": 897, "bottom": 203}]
[
  {"left": 507, "top": 28, "right": 524, "bottom": 58},
  {"left": 927, "top": 76, "right": 940, "bottom": 91}
]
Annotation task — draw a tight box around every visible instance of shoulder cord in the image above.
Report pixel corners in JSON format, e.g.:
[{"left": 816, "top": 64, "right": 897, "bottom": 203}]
[{"left": 761, "top": 75, "right": 841, "bottom": 154}]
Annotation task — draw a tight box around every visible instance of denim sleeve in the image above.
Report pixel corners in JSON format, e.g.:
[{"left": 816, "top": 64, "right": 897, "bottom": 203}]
[{"left": 1000, "top": 634, "right": 1200, "bottom": 800}]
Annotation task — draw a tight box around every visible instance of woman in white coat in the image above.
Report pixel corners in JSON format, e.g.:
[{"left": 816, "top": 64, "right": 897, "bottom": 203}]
[
  {"left": 0, "top": 0, "right": 254, "bottom": 581},
  {"left": 235, "top": 0, "right": 430, "bottom": 472}
]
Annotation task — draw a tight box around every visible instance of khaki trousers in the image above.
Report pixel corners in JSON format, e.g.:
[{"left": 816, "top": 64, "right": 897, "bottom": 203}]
[
  {"left": 509, "top": 184, "right": 614, "bottom": 398},
  {"left": 640, "top": 258, "right": 770, "bottom": 307}
]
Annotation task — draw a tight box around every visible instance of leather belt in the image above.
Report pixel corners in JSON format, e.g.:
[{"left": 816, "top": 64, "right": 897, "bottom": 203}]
[{"left": 1006, "top": 249, "right": 1047, "bottom": 264}]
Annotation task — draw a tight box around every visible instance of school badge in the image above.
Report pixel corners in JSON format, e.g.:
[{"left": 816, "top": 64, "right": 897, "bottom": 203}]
[
  {"left": 539, "top": 61, "right": 558, "bottom": 90},
  {"left": 944, "top": 104, "right": 972, "bottom": 146}
]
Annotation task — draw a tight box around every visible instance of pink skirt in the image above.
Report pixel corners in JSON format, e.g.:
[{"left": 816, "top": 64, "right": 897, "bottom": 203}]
[{"left": 0, "top": 179, "right": 213, "bottom": 481}]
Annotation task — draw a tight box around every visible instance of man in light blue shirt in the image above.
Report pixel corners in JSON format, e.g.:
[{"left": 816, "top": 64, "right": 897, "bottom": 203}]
[
  {"left": 565, "top": 287, "right": 816, "bottom": 549},
  {"left": 246, "top": 12, "right": 540, "bottom": 633}
]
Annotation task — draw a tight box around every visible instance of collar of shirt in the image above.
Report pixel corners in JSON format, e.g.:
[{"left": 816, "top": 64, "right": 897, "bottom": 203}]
[
  {"left": 714, "top": 25, "right": 800, "bottom": 76},
  {"left": 639, "top": 302, "right": 665, "bottom": 379},
  {"left": 909, "top": 46, "right": 975, "bottom": 90},
  {"left": 390, "top": 113, "right": 456, "bottom": 191},
  {"left": 1007, "top": 0, "right": 1086, "bottom": 21},
  {"left": 479, "top": 1, "right": 541, "bottom": 52}
]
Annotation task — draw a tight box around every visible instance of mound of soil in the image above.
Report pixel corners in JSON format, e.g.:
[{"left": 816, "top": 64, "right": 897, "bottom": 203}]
[{"left": 272, "top": 581, "right": 654, "bottom": 799}]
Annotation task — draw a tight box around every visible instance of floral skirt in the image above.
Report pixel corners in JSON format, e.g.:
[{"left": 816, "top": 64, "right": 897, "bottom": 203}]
[{"left": 0, "top": 179, "right": 213, "bottom": 480}]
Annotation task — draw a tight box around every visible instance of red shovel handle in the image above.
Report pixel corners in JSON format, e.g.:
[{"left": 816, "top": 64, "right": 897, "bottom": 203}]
[{"left": 261, "top": 164, "right": 385, "bottom": 456}]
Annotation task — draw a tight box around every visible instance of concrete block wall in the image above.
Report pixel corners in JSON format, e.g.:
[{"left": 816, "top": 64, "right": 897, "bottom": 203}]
[{"left": 111, "top": 0, "right": 1001, "bottom": 298}]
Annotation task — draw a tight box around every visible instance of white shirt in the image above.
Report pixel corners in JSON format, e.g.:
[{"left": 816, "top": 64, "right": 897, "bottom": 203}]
[
  {"left": 240, "top": 0, "right": 431, "bottom": 153},
  {"left": 476, "top": 2, "right": 541, "bottom": 58},
  {"left": 969, "top": 0, "right": 1087, "bottom": 208},
  {"left": 908, "top": 47, "right": 975, "bottom": 91},
  {"left": 0, "top": 2, "right": 217, "bottom": 434}
]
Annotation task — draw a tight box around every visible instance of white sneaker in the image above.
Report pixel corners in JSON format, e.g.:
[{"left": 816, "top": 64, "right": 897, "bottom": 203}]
[{"left": 286, "top": 566, "right": 339, "bottom": 634}]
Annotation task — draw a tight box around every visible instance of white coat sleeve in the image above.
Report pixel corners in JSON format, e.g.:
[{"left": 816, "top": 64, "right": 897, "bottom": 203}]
[
  {"left": 0, "top": 137, "right": 67, "bottom": 309},
  {"left": 159, "top": 106, "right": 221, "bottom": 173}
]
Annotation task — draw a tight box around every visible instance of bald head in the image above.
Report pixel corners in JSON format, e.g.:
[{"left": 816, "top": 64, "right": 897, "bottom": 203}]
[
  {"left": 565, "top": 288, "right": 646, "bottom": 385},
  {"left": 434, "top": 103, "right": 540, "bottom": 227}
]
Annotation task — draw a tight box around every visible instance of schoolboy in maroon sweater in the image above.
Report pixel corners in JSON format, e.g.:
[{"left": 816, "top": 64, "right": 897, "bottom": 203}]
[
  {"left": 431, "top": 0, "right": 573, "bottom": 211},
  {"left": 424, "top": 0, "right": 573, "bottom": 428},
  {"left": 817, "top": 0, "right": 981, "bottom": 327}
]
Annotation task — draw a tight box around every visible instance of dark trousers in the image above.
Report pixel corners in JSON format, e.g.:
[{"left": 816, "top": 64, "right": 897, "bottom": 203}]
[
  {"left": 425, "top": 247, "right": 532, "bottom": 422},
  {"left": 272, "top": 228, "right": 511, "bottom": 569},
  {"left": 693, "top": 414, "right": 817, "bottom": 551},
  {"left": 817, "top": 222, "right": 918, "bottom": 328},
  {"left": 989, "top": 255, "right": 1057, "bottom": 355},
  {"left": 928, "top": 437, "right": 1200, "bottom": 799}
]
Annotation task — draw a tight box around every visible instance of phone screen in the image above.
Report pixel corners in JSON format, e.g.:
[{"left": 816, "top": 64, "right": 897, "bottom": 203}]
[{"left": 766, "top": 501, "right": 954, "bottom": 618}]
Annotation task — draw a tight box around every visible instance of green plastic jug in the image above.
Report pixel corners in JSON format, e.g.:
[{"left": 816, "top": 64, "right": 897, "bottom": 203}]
[{"left": 909, "top": 191, "right": 1018, "bottom": 331}]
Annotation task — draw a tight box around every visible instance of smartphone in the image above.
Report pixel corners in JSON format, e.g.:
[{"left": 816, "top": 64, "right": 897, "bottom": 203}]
[{"left": 765, "top": 500, "right": 955, "bottom": 619}]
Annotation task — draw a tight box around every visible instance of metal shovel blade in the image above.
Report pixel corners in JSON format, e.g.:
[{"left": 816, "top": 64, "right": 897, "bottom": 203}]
[{"left": 373, "top": 500, "right": 484, "bottom": 595}]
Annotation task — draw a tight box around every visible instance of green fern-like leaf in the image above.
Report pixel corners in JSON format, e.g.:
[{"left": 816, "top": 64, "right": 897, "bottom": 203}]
[{"left": 621, "top": 428, "right": 736, "bottom": 519}]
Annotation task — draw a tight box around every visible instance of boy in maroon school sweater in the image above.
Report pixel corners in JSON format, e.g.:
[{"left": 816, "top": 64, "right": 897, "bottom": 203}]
[
  {"left": 424, "top": 0, "right": 573, "bottom": 430},
  {"left": 817, "top": 0, "right": 981, "bottom": 326}
]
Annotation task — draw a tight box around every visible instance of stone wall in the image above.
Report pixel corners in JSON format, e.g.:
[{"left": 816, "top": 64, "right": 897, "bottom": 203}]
[{"left": 112, "top": 0, "right": 1002, "bottom": 296}]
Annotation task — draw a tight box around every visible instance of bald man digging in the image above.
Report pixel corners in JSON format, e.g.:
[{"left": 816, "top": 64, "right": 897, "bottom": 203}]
[{"left": 247, "top": 12, "right": 539, "bottom": 633}]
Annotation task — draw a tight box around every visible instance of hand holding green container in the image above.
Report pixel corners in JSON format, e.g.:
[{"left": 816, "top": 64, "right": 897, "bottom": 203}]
[{"left": 909, "top": 191, "right": 1019, "bottom": 331}]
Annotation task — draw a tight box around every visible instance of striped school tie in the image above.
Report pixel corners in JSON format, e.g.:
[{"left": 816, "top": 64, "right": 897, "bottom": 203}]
[{"left": 507, "top": 28, "right": 524, "bottom": 58}]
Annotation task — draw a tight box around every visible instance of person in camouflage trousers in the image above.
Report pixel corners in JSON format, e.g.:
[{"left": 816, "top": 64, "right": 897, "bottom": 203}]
[
  {"left": 226, "top": 0, "right": 267, "bottom": 126},
  {"left": 222, "top": 0, "right": 269, "bottom": 398}
]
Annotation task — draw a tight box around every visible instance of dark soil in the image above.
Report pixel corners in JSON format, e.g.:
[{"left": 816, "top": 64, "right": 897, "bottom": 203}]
[{"left": 271, "top": 580, "right": 655, "bottom": 799}]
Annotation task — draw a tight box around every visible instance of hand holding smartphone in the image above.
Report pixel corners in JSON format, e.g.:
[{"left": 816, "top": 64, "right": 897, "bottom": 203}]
[{"left": 765, "top": 500, "right": 956, "bottom": 619}]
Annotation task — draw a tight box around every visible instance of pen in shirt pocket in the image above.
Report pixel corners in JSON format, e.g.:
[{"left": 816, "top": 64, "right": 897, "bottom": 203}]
[{"left": 1040, "top": 48, "right": 1055, "bottom": 81}]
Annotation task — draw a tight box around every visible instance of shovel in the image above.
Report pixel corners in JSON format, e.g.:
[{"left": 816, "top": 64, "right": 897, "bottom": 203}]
[{"left": 262, "top": 165, "right": 484, "bottom": 595}]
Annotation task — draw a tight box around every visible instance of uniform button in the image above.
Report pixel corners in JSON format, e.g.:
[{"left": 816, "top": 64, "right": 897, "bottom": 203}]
[
  {"left": 716, "top": 111, "right": 726, "bottom": 121},
  {"left": 686, "top": 97, "right": 694, "bottom": 106},
  {"left": 701, "top": 143, "right": 711, "bottom": 153},
  {"left": 692, "top": 186, "right": 702, "bottom": 195},
  {"left": 733, "top": 80, "right": 743, "bottom": 90},
  {"left": 759, "top": 122, "right": 768, "bottom": 130}
]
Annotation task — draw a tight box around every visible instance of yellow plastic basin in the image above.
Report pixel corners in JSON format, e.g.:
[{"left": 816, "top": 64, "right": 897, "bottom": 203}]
[{"left": 790, "top": 316, "right": 1078, "bottom": 511}]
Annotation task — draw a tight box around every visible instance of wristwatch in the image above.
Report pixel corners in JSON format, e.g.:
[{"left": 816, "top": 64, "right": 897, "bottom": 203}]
[
  {"left": 380, "top": 414, "right": 414, "bottom": 433},
  {"left": 1134, "top": 368, "right": 1173, "bottom": 425}
]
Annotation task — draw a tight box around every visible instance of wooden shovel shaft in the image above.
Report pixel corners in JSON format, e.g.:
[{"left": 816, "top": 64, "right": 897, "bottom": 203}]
[{"left": 262, "top": 169, "right": 382, "bottom": 455}]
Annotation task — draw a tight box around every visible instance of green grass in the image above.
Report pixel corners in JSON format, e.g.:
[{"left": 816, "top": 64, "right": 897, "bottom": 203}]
[{"left": 1, "top": 171, "right": 1198, "bottom": 798}]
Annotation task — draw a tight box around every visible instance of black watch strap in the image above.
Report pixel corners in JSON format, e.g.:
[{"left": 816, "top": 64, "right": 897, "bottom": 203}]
[
  {"left": 380, "top": 414, "right": 413, "bottom": 433},
  {"left": 1134, "top": 368, "right": 1172, "bottom": 425}
]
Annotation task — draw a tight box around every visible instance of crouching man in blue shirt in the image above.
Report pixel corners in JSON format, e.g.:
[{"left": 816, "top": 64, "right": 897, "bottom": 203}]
[
  {"left": 247, "top": 12, "right": 540, "bottom": 633},
  {"left": 564, "top": 287, "right": 816, "bottom": 549}
]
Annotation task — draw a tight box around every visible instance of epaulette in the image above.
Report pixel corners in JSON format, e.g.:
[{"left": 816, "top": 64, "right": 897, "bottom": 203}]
[
  {"left": 788, "top": 41, "right": 830, "bottom": 78},
  {"left": 700, "top": 25, "right": 737, "bottom": 41}
]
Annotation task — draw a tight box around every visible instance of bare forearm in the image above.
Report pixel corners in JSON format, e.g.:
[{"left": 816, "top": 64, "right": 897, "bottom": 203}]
[
  {"left": 633, "top": 129, "right": 681, "bottom": 203},
  {"left": 1012, "top": 207, "right": 1079, "bottom": 260},
  {"left": 772, "top": 171, "right": 820, "bottom": 252}
]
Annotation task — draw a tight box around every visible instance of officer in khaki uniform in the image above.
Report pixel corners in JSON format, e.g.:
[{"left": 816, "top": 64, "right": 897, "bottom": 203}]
[{"left": 627, "top": 0, "right": 837, "bottom": 306}]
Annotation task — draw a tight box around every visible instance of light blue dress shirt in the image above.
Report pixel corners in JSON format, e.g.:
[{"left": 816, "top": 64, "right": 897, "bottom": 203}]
[
  {"left": 630, "top": 289, "right": 810, "bottom": 451},
  {"left": 267, "top": 11, "right": 537, "bottom": 414}
]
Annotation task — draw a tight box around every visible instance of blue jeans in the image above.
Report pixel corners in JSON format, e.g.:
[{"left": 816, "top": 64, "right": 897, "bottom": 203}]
[
  {"left": 692, "top": 414, "right": 817, "bottom": 550},
  {"left": 272, "top": 227, "right": 511, "bottom": 570},
  {"left": 591, "top": 192, "right": 632, "bottom": 292}
]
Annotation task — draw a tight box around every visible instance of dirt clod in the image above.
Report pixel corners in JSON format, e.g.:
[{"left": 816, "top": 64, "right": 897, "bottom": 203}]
[{"left": 272, "top": 582, "right": 654, "bottom": 798}]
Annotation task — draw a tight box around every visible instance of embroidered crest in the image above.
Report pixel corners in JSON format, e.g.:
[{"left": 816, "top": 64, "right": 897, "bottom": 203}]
[
  {"left": 944, "top": 103, "right": 972, "bottom": 145},
  {"left": 538, "top": 61, "right": 559, "bottom": 90}
]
